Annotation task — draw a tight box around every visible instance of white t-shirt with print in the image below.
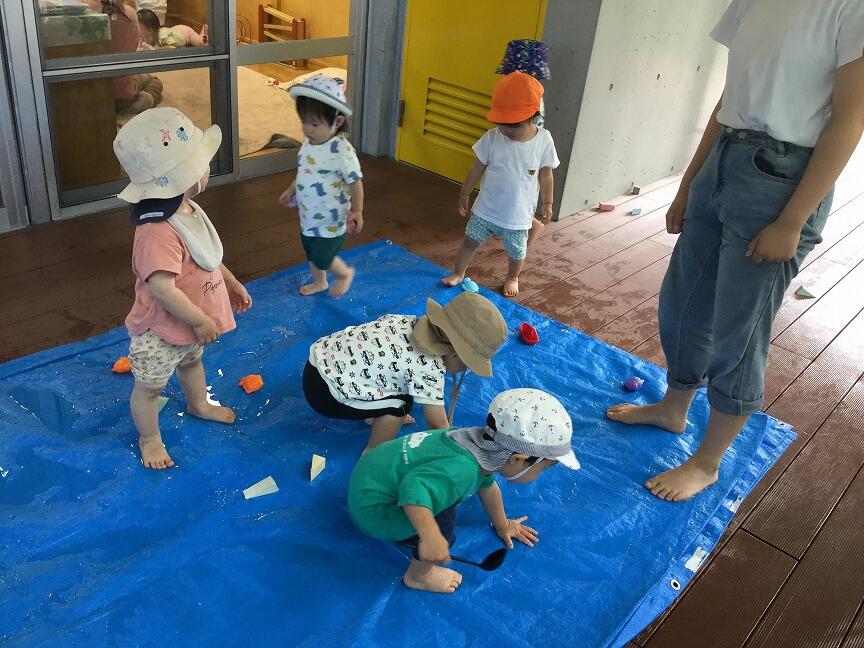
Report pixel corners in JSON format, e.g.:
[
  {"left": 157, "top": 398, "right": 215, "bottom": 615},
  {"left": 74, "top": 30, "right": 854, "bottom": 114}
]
[
  {"left": 309, "top": 315, "right": 446, "bottom": 410},
  {"left": 296, "top": 136, "right": 363, "bottom": 238},
  {"left": 471, "top": 127, "right": 559, "bottom": 231},
  {"left": 712, "top": 0, "right": 864, "bottom": 147}
]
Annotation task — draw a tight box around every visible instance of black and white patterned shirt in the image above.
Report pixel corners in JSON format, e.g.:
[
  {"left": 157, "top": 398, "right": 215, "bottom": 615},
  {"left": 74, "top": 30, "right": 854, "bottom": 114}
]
[{"left": 310, "top": 315, "right": 446, "bottom": 407}]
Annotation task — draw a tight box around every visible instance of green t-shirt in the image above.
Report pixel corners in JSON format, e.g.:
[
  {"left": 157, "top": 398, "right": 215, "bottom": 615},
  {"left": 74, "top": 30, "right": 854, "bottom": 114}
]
[{"left": 348, "top": 429, "right": 495, "bottom": 541}]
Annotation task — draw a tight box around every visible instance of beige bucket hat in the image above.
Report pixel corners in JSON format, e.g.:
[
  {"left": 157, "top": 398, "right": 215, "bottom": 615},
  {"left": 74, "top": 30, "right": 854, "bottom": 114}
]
[
  {"left": 113, "top": 107, "right": 222, "bottom": 203},
  {"left": 413, "top": 292, "right": 507, "bottom": 377}
]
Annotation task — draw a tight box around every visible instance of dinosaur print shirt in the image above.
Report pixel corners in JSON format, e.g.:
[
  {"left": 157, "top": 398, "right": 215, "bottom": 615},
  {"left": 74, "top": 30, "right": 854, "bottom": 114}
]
[
  {"left": 296, "top": 135, "right": 363, "bottom": 238},
  {"left": 309, "top": 315, "right": 446, "bottom": 408}
]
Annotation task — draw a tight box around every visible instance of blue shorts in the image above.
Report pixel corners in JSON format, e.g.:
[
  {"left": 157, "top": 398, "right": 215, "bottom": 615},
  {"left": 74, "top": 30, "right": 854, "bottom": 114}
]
[{"left": 465, "top": 213, "right": 529, "bottom": 260}]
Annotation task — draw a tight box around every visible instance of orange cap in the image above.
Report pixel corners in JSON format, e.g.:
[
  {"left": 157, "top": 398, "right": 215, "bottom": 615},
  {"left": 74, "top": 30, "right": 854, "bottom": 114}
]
[{"left": 486, "top": 72, "right": 543, "bottom": 124}]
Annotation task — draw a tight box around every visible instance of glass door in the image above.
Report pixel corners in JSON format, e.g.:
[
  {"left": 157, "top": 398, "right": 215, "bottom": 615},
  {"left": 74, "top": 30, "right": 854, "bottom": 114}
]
[
  {"left": 4, "top": 0, "right": 366, "bottom": 222},
  {"left": 233, "top": 0, "right": 363, "bottom": 178},
  {"left": 0, "top": 16, "right": 29, "bottom": 232}
]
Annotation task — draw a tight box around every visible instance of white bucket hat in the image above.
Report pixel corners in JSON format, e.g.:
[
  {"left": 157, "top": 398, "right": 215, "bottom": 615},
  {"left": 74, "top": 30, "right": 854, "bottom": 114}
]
[
  {"left": 488, "top": 389, "right": 580, "bottom": 470},
  {"left": 113, "top": 107, "right": 222, "bottom": 203},
  {"left": 288, "top": 73, "right": 352, "bottom": 116}
]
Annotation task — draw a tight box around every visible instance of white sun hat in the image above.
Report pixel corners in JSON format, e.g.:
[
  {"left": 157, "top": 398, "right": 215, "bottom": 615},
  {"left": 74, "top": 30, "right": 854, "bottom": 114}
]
[
  {"left": 288, "top": 73, "right": 352, "bottom": 116},
  {"left": 488, "top": 388, "right": 580, "bottom": 470},
  {"left": 113, "top": 107, "right": 222, "bottom": 204}
]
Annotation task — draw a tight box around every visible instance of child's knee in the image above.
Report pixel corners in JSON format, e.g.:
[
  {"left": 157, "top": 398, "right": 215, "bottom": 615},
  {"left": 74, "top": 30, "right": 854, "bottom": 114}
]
[{"left": 132, "top": 379, "right": 166, "bottom": 399}]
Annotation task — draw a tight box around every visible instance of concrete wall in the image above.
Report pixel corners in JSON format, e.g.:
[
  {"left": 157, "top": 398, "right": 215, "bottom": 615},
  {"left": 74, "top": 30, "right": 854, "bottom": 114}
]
[
  {"left": 557, "top": 0, "right": 729, "bottom": 217},
  {"left": 541, "top": 0, "right": 603, "bottom": 218}
]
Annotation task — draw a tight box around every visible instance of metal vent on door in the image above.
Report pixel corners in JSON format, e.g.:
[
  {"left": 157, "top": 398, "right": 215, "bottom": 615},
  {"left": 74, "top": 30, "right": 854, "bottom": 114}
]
[{"left": 422, "top": 78, "right": 491, "bottom": 156}]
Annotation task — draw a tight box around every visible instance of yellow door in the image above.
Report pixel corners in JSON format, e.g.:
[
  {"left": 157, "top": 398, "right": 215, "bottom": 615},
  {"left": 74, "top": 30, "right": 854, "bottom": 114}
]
[{"left": 397, "top": 0, "right": 547, "bottom": 182}]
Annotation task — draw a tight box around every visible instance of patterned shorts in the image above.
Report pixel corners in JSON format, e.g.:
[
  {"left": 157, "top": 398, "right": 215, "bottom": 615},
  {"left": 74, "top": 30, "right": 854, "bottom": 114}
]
[
  {"left": 128, "top": 330, "right": 203, "bottom": 386},
  {"left": 465, "top": 213, "right": 529, "bottom": 260}
]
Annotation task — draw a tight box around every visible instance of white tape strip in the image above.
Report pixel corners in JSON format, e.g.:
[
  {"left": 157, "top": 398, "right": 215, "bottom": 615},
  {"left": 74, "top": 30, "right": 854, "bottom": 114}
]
[{"left": 685, "top": 547, "right": 708, "bottom": 573}]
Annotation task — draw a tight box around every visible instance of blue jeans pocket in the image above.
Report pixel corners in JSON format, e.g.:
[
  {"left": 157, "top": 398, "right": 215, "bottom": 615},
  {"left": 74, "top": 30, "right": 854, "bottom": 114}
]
[{"left": 750, "top": 147, "right": 809, "bottom": 185}]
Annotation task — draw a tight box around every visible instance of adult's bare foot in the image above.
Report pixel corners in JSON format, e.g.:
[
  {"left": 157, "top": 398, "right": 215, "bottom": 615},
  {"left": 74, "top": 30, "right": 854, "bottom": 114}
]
[
  {"left": 188, "top": 403, "right": 236, "bottom": 424},
  {"left": 645, "top": 457, "right": 719, "bottom": 502},
  {"left": 139, "top": 436, "right": 175, "bottom": 470},
  {"left": 606, "top": 402, "right": 687, "bottom": 433},
  {"left": 441, "top": 274, "right": 464, "bottom": 287}
]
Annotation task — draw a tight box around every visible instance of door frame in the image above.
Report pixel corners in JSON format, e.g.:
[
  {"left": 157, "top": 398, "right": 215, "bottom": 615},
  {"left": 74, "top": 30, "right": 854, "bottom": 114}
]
[{"left": 0, "top": 10, "right": 29, "bottom": 232}]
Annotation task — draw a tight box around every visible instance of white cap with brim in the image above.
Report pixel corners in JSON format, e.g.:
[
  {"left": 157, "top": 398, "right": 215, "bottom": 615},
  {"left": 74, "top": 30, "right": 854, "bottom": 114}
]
[
  {"left": 113, "top": 107, "right": 222, "bottom": 204},
  {"left": 489, "top": 388, "right": 580, "bottom": 470},
  {"left": 288, "top": 73, "right": 352, "bottom": 116}
]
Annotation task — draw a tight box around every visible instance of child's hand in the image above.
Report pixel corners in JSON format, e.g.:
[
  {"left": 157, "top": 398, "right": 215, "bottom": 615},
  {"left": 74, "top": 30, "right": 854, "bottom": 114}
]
[
  {"left": 279, "top": 188, "right": 297, "bottom": 208},
  {"left": 194, "top": 317, "right": 220, "bottom": 344},
  {"left": 495, "top": 516, "right": 539, "bottom": 549},
  {"left": 228, "top": 282, "right": 253, "bottom": 314},
  {"left": 418, "top": 532, "right": 451, "bottom": 564},
  {"left": 347, "top": 211, "right": 363, "bottom": 234},
  {"left": 540, "top": 203, "right": 554, "bottom": 224},
  {"left": 746, "top": 219, "right": 802, "bottom": 263},
  {"left": 457, "top": 192, "right": 471, "bottom": 218}
]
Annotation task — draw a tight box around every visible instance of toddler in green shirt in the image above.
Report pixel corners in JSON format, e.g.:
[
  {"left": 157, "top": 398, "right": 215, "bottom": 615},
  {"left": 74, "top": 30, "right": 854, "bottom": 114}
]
[{"left": 348, "top": 388, "right": 580, "bottom": 594}]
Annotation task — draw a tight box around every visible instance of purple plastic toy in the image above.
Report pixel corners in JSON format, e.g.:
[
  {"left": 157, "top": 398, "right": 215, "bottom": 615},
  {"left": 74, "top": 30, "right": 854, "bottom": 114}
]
[{"left": 623, "top": 376, "right": 644, "bottom": 392}]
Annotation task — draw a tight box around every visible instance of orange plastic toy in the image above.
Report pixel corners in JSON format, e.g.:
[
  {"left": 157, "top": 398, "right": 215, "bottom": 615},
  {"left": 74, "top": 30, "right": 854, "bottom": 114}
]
[
  {"left": 239, "top": 374, "right": 264, "bottom": 394},
  {"left": 112, "top": 357, "right": 132, "bottom": 373}
]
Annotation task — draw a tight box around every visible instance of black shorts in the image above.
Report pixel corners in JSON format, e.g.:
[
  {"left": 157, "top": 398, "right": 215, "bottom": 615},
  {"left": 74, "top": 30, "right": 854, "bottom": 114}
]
[
  {"left": 302, "top": 361, "right": 414, "bottom": 420},
  {"left": 397, "top": 506, "right": 457, "bottom": 559},
  {"left": 301, "top": 234, "right": 346, "bottom": 270}
]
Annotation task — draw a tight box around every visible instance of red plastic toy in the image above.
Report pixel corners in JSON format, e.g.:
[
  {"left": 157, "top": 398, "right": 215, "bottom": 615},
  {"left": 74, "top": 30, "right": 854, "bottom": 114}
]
[
  {"left": 239, "top": 374, "right": 264, "bottom": 394},
  {"left": 518, "top": 322, "right": 539, "bottom": 345},
  {"left": 112, "top": 357, "right": 132, "bottom": 373}
]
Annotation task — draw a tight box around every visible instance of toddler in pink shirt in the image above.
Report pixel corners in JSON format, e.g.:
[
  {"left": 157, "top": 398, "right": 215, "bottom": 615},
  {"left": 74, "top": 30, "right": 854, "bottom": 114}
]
[{"left": 114, "top": 108, "right": 252, "bottom": 470}]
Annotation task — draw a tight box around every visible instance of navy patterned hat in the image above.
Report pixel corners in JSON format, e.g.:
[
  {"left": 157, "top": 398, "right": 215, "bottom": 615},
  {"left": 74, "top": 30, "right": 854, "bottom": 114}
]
[{"left": 496, "top": 39, "right": 551, "bottom": 80}]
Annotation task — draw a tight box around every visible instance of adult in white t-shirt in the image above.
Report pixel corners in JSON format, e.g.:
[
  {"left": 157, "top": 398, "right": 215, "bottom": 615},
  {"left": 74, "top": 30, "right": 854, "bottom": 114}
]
[{"left": 608, "top": 0, "right": 864, "bottom": 503}]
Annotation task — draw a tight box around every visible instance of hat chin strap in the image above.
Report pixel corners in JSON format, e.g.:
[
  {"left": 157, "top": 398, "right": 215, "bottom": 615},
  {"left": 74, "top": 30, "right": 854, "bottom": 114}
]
[
  {"left": 447, "top": 369, "right": 469, "bottom": 424},
  {"left": 503, "top": 457, "right": 543, "bottom": 481}
]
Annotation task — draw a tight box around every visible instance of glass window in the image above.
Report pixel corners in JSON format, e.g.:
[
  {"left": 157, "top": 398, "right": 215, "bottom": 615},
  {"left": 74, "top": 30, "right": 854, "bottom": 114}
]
[
  {"left": 46, "top": 64, "right": 228, "bottom": 206},
  {"left": 36, "top": 0, "right": 212, "bottom": 62},
  {"left": 237, "top": 60, "right": 349, "bottom": 159},
  {"left": 236, "top": 0, "right": 350, "bottom": 51}
]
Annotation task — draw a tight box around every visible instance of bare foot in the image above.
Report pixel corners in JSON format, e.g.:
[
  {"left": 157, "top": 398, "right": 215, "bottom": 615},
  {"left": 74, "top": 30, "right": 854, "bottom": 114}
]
[
  {"left": 403, "top": 564, "right": 463, "bottom": 594},
  {"left": 330, "top": 267, "right": 355, "bottom": 297},
  {"left": 300, "top": 280, "right": 329, "bottom": 296},
  {"left": 442, "top": 274, "right": 464, "bottom": 287},
  {"left": 139, "top": 436, "right": 175, "bottom": 470},
  {"left": 188, "top": 403, "right": 236, "bottom": 424},
  {"left": 606, "top": 402, "right": 687, "bottom": 433},
  {"left": 645, "top": 457, "right": 719, "bottom": 502},
  {"left": 503, "top": 278, "right": 519, "bottom": 297}
]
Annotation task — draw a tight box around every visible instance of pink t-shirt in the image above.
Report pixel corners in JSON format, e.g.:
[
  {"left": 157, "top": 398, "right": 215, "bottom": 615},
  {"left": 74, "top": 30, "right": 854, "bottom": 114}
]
[{"left": 126, "top": 222, "right": 236, "bottom": 345}]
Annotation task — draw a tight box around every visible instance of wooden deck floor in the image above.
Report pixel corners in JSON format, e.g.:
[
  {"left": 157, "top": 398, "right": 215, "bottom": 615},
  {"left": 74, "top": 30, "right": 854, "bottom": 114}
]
[{"left": 1, "top": 156, "right": 863, "bottom": 648}]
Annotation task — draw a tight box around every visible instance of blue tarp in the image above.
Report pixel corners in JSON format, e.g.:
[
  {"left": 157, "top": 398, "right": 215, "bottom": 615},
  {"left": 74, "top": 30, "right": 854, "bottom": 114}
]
[{"left": 0, "top": 241, "right": 794, "bottom": 647}]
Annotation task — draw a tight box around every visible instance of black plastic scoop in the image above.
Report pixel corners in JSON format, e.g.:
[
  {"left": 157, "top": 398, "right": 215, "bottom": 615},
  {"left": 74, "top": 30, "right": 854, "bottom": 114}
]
[{"left": 408, "top": 545, "right": 508, "bottom": 571}]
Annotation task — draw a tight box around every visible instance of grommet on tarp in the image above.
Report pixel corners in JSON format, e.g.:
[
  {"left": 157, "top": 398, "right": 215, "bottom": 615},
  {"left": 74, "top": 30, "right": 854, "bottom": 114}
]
[{"left": 670, "top": 579, "right": 681, "bottom": 591}]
